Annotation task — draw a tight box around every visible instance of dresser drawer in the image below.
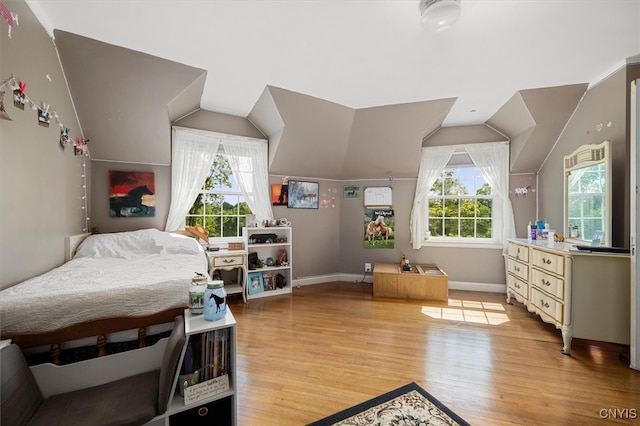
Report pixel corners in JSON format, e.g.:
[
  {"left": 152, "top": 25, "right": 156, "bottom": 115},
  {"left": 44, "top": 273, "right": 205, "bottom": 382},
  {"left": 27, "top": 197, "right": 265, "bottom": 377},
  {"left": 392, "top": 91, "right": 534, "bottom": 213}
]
[
  {"left": 211, "top": 255, "right": 245, "bottom": 268},
  {"left": 531, "top": 268, "right": 564, "bottom": 300},
  {"left": 508, "top": 243, "right": 529, "bottom": 262},
  {"left": 507, "top": 258, "right": 529, "bottom": 281},
  {"left": 507, "top": 274, "right": 528, "bottom": 300},
  {"left": 531, "top": 249, "right": 564, "bottom": 275},
  {"left": 531, "top": 288, "right": 563, "bottom": 323}
]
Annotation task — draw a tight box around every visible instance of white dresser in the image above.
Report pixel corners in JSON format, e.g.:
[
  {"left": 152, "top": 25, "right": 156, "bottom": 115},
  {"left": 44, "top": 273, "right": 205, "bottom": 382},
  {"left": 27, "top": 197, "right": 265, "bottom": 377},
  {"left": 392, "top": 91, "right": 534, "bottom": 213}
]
[{"left": 506, "top": 239, "right": 630, "bottom": 354}]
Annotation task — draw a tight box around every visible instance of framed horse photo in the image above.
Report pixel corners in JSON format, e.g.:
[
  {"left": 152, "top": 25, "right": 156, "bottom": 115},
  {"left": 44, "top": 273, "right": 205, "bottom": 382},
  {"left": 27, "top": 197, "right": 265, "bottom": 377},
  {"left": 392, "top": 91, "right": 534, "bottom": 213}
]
[
  {"left": 287, "top": 180, "right": 319, "bottom": 209},
  {"left": 109, "top": 170, "right": 156, "bottom": 218}
]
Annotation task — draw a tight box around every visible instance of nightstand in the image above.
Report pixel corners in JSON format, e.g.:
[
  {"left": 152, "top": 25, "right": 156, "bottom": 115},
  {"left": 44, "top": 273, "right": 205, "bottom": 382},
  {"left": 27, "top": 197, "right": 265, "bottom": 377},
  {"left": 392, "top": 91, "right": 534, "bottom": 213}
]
[{"left": 206, "top": 250, "right": 247, "bottom": 303}]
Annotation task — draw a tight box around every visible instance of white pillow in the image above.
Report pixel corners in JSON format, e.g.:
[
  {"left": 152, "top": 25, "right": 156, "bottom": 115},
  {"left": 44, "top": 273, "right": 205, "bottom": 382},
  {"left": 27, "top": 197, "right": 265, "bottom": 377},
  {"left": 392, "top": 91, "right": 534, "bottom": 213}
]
[
  {"left": 162, "top": 232, "right": 204, "bottom": 255},
  {"left": 74, "top": 229, "right": 164, "bottom": 259}
]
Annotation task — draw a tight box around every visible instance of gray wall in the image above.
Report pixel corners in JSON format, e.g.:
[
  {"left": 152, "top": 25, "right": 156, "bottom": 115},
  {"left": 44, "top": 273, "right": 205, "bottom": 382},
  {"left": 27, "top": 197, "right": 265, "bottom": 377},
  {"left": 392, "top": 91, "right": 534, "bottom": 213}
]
[
  {"left": 338, "top": 179, "right": 505, "bottom": 286},
  {"left": 1, "top": 1, "right": 85, "bottom": 289},
  {"left": 2, "top": 4, "right": 635, "bottom": 290},
  {"left": 90, "top": 161, "right": 169, "bottom": 234},
  {"left": 538, "top": 65, "right": 639, "bottom": 248}
]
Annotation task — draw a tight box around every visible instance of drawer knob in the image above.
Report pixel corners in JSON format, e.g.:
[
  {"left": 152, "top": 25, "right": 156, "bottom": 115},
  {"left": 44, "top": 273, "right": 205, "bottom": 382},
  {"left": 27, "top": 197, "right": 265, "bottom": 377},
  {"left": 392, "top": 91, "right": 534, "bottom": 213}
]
[
  {"left": 541, "top": 299, "right": 549, "bottom": 308},
  {"left": 514, "top": 283, "right": 521, "bottom": 289},
  {"left": 223, "top": 259, "right": 234, "bottom": 263},
  {"left": 513, "top": 265, "right": 520, "bottom": 272},
  {"left": 541, "top": 279, "right": 550, "bottom": 286},
  {"left": 542, "top": 258, "right": 552, "bottom": 265}
]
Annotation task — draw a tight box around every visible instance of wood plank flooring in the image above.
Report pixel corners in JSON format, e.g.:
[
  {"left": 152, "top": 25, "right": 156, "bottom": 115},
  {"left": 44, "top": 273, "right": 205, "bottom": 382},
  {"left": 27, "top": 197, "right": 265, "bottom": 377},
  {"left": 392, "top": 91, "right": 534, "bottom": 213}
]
[{"left": 227, "top": 282, "right": 640, "bottom": 425}]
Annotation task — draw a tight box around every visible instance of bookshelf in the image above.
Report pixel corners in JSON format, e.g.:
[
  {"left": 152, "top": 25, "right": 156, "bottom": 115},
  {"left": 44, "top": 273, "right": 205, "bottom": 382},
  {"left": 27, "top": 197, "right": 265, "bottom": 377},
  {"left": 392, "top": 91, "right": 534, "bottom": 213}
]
[
  {"left": 159, "top": 309, "right": 237, "bottom": 425},
  {"left": 242, "top": 226, "right": 293, "bottom": 299}
]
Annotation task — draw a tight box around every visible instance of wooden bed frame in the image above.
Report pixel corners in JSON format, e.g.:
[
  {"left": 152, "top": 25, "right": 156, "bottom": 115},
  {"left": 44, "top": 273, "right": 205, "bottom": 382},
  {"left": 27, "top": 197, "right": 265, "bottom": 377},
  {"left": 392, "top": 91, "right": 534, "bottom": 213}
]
[{"left": 2, "top": 233, "right": 187, "bottom": 365}]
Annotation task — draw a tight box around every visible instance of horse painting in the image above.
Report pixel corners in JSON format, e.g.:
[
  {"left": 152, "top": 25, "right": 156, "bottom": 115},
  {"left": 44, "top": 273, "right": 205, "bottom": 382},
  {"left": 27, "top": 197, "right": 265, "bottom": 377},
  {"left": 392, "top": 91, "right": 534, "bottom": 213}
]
[{"left": 110, "top": 185, "right": 154, "bottom": 217}]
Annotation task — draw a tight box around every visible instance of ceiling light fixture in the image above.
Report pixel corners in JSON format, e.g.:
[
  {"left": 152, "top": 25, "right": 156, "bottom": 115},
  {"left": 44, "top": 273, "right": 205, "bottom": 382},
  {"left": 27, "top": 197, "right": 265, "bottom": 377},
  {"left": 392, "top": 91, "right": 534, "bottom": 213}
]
[{"left": 419, "top": 0, "right": 461, "bottom": 32}]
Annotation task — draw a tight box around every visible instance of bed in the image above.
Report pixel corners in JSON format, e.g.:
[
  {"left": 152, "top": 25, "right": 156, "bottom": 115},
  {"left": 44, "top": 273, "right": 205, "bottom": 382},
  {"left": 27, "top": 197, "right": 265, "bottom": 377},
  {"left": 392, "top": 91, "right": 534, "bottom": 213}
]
[{"left": 0, "top": 228, "right": 208, "bottom": 364}]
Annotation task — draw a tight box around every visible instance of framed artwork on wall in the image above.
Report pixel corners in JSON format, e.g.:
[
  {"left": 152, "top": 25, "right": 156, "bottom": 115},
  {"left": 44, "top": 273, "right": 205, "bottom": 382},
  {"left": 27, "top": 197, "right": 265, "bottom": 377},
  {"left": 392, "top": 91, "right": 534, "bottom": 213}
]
[
  {"left": 344, "top": 185, "right": 360, "bottom": 199},
  {"left": 109, "top": 170, "right": 156, "bottom": 218},
  {"left": 287, "top": 180, "right": 319, "bottom": 209},
  {"left": 248, "top": 272, "right": 264, "bottom": 295},
  {"left": 271, "top": 184, "right": 287, "bottom": 206},
  {"left": 364, "top": 208, "right": 395, "bottom": 249}
]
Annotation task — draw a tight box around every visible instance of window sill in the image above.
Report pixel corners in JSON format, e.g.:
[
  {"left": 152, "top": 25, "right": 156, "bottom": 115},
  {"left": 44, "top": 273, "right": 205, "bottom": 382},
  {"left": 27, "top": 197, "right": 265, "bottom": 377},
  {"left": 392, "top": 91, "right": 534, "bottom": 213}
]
[{"left": 421, "top": 240, "right": 504, "bottom": 249}]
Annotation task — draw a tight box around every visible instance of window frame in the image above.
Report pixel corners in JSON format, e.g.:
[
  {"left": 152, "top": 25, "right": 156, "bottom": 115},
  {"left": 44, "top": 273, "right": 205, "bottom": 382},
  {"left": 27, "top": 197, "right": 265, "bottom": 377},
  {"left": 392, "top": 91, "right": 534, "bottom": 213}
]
[
  {"left": 423, "top": 155, "right": 504, "bottom": 247},
  {"left": 184, "top": 152, "right": 252, "bottom": 240}
]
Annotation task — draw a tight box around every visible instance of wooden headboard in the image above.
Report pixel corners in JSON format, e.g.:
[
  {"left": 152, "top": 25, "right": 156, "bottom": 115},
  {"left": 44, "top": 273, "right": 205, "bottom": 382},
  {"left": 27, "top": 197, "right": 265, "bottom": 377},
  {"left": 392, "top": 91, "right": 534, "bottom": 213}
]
[{"left": 64, "top": 233, "right": 90, "bottom": 262}]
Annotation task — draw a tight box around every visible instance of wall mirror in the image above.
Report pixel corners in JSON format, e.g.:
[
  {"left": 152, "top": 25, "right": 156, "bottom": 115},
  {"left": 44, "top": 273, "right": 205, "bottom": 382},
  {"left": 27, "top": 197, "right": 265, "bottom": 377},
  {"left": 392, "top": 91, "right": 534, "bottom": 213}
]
[{"left": 563, "top": 140, "right": 611, "bottom": 246}]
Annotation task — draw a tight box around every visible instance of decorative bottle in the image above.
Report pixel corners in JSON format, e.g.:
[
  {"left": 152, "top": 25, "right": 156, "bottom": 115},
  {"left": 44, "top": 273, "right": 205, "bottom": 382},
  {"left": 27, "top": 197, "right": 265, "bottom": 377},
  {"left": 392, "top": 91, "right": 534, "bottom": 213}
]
[
  {"left": 400, "top": 255, "right": 406, "bottom": 268},
  {"left": 204, "top": 280, "right": 227, "bottom": 321},
  {"left": 188, "top": 272, "right": 207, "bottom": 314}
]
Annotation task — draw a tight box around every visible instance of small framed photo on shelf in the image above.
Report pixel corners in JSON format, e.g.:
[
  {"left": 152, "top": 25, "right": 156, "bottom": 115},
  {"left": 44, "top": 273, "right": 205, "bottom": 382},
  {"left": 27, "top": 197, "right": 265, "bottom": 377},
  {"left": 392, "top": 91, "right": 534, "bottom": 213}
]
[
  {"left": 248, "top": 272, "right": 264, "bottom": 295},
  {"left": 262, "top": 272, "right": 275, "bottom": 291}
]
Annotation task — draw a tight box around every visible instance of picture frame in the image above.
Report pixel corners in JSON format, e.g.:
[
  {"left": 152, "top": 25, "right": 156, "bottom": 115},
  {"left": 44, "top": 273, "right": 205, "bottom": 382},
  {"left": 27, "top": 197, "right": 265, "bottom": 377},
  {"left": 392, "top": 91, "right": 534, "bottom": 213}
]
[
  {"left": 271, "top": 184, "right": 287, "bottom": 206},
  {"left": 248, "top": 272, "right": 264, "bottom": 295},
  {"left": 344, "top": 185, "right": 360, "bottom": 199},
  {"left": 109, "top": 170, "right": 156, "bottom": 218},
  {"left": 287, "top": 180, "right": 319, "bottom": 209},
  {"left": 262, "top": 272, "right": 275, "bottom": 291}
]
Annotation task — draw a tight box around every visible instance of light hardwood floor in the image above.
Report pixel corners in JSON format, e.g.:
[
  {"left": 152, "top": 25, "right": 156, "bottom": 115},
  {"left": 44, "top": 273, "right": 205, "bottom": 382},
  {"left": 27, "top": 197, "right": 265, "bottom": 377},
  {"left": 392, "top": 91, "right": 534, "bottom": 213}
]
[{"left": 227, "top": 282, "right": 640, "bottom": 425}]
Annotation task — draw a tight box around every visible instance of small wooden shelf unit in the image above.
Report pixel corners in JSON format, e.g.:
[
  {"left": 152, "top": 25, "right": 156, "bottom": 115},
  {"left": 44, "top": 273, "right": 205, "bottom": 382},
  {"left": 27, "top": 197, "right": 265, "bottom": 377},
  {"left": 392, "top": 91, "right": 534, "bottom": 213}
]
[{"left": 373, "top": 263, "right": 448, "bottom": 301}]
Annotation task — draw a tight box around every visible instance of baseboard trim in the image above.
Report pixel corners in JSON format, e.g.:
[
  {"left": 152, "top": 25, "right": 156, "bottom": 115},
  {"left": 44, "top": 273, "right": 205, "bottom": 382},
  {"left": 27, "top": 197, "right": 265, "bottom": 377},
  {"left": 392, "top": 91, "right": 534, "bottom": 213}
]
[{"left": 296, "top": 273, "right": 506, "bottom": 294}]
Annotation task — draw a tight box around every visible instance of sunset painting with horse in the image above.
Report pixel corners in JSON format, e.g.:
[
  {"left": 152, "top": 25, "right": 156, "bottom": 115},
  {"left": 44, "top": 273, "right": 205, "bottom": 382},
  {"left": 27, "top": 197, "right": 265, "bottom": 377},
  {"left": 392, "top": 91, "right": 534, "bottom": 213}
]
[{"left": 109, "top": 171, "right": 156, "bottom": 217}]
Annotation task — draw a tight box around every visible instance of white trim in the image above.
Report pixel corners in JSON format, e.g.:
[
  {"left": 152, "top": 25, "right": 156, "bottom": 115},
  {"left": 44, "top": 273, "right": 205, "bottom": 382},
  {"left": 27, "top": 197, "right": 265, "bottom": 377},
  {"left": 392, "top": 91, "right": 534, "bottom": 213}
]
[
  {"left": 420, "top": 241, "right": 504, "bottom": 249},
  {"left": 296, "top": 273, "right": 506, "bottom": 294},
  {"left": 171, "top": 125, "right": 267, "bottom": 144}
]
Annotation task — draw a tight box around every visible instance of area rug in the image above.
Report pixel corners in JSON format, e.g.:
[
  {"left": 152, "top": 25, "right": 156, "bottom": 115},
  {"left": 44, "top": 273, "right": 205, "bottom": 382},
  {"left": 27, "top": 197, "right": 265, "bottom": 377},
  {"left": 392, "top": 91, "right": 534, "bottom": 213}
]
[{"left": 307, "top": 382, "right": 470, "bottom": 426}]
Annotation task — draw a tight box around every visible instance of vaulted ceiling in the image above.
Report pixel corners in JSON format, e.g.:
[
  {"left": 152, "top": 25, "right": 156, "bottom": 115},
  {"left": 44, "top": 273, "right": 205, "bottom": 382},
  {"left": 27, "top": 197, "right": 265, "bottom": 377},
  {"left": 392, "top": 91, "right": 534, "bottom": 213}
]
[{"left": 26, "top": 0, "right": 640, "bottom": 179}]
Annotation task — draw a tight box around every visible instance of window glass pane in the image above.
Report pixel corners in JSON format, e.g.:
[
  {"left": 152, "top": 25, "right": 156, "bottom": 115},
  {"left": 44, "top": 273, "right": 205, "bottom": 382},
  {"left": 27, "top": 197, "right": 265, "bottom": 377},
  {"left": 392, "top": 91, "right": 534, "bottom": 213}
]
[
  {"left": 444, "top": 218, "right": 459, "bottom": 236},
  {"left": 429, "top": 218, "right": 443, "bottom": 237},
  {"left": 185, "top": 153, "right": 252, "bottom": 239},
  {"left": 444, "top": 199, "right": 459, "bottom": 217},
  {"left": 460, "top": 219, "right": 474, "bottom": 237},
  {"left": 222, "top": 217, "right": 238, "bottom": 238},
  {"left": 477, "top": 218, "right": 492, "bottom": 237},
  {"left": 425, "top": 162, "right": 496, "bottom": 241}
]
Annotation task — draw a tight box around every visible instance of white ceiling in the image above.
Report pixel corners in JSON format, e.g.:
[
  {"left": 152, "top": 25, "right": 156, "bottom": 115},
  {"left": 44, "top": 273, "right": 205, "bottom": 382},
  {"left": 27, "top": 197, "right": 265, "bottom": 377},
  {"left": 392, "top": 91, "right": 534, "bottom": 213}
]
[{"left": 26, "top": 0, "right": 640, "bottom": 127}]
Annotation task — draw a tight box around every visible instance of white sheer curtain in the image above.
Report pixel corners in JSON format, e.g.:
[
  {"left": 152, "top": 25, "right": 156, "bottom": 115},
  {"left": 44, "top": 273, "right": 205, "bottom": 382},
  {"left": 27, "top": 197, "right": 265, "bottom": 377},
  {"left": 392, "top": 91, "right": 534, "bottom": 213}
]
[
  {"left": 165, "top": 128, "right": 220, "bottom": 231},
  {"left": 165, "top": 127, "right": 273, "bottom": 232},
  {"left": 466, "top": 141, "right": 516, "bottom": 251},
  {"left": 222, "top": 138, "right": 273, "bottom": 223},
  {"left": 410, "top": 145, "right": 456, "bottom": 249}
]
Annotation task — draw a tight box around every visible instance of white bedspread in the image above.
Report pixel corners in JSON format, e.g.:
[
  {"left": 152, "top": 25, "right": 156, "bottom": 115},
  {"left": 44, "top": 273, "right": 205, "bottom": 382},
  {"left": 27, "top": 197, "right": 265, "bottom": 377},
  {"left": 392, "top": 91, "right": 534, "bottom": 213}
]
[{"left": 0, "top": 229, "right": 208, "bottom": 334}]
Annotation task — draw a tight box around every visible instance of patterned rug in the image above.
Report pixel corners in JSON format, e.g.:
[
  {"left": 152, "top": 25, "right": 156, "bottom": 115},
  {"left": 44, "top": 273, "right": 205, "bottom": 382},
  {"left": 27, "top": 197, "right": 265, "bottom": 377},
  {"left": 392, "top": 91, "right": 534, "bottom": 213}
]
[{"left": 307, "top": 382, "right": 470, "bottom": 426}]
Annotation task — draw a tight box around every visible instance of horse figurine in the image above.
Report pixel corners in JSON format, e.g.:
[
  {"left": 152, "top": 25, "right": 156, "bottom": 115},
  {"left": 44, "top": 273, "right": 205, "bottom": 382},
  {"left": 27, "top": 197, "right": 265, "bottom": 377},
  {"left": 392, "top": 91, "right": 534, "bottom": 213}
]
[{"left": 110, "top": 185, "right": 154, "bottom": 217}]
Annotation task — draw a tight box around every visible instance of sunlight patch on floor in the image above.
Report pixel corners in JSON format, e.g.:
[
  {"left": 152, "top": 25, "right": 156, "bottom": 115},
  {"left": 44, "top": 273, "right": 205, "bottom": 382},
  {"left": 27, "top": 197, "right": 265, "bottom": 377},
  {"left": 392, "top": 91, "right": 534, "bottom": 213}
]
[{"left": 421, "top": 299, "right": 509, "bottom": 325}]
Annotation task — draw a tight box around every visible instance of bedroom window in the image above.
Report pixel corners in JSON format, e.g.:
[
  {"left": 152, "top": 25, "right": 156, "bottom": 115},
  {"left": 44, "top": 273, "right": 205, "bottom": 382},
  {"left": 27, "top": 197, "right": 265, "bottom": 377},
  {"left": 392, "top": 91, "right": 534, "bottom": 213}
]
[
  {"left": 166, "top": 127, "right": 272, "bottom": 236},
  {"left": 410, "top": 142, "right": 515, "bottom": 249},
  {"left": 426, "top": 165, "right": 494, "bottom": 240},
  {"left": 185, "top": 154, "right": 252, "bottom": 238}
]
